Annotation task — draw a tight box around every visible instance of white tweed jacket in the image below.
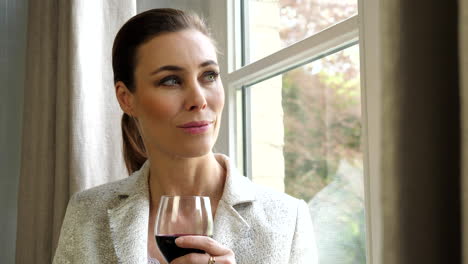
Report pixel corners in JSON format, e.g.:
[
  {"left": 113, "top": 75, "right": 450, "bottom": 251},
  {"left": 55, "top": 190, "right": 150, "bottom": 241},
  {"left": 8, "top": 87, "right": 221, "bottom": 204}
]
[{"left": 53, "top": 154, "right": 318, "bottom": 264}]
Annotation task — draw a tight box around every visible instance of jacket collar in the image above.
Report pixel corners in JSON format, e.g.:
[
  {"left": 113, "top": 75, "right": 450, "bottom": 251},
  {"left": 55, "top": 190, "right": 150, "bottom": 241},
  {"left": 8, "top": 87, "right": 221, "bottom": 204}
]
[
  {"left": 212, "top": 154, "right": 256, "bottom": 254},
  {"left": 111, "top": 154, "right": 257, "bottom": 206},
  {"left": 114, "top": 160, "right": 151, "bottom": 198},
  {"left": 215, "top": 153, "right": 256, "bottom": 206},
  {"left": 107, "top": 154, "right": 256, "bottom": 263}
]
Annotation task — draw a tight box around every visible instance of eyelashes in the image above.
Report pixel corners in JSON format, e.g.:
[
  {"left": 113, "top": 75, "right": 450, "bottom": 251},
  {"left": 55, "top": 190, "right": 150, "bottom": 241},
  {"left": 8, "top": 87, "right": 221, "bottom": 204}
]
[
  {"left": 156, "top": 71, "right": 220, "bottom": 87},
  {"left": 159, "top": 75, "right": 181, "bottom": 86},
  {"left": 203, "top": 71, "right": 220, "bottom": 81}
]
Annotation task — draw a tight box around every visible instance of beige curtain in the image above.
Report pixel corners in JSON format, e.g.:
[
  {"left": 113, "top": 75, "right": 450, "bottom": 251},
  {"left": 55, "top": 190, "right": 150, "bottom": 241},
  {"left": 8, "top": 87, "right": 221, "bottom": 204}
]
[
  {"left": 15, "top": 1, "right": 136, "bottom": 263},
  {"left": 381, "top": 0, "right": 464, "bottom": 263}
]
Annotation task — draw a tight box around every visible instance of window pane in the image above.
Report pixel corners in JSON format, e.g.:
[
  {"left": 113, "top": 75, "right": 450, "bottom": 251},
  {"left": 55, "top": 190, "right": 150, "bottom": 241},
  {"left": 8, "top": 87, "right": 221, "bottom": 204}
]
[
  {"left": 246, "top": 0, "right": 358, "bottom": 64},
  {"left": 238, "top": 45, "right": 366, "bottom": 263},
  {"left": 236, "top": 89, "right": 245, "bottom": 176}
]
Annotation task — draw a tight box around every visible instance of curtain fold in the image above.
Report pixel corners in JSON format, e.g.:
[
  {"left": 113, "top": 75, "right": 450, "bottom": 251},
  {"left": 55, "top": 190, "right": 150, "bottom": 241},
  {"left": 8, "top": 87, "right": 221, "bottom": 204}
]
[
  {"left": 380, "top": 0, "right": 462, "bottom": 263},
  {"left": 462, "top": 0, "right": 468, "bottom": 263},
  {"left": 16, "top": 1, "right": 136, "bottom": 263}
]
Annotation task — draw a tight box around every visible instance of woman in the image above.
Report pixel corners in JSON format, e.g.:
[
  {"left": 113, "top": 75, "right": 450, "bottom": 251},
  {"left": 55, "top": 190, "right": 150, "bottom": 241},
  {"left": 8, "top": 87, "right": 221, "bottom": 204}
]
[{"left": 53, "top": 8, "right": 317, "bottom": 264}]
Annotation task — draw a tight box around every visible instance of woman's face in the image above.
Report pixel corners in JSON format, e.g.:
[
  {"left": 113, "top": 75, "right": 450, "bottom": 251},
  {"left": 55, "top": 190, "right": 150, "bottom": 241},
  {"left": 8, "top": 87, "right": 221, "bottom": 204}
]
[{"left": 128, "top": 29, "right": 224, "bottom": 158}]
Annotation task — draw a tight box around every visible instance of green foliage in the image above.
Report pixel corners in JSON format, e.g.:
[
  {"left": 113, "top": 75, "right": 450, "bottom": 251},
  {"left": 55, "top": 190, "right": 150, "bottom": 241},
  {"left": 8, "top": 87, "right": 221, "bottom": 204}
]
[
  {"left": 280, "top": 47, "right": 366, "bottom": 263},
  {"left": 249, "top": 0, "right": 367, "bottom": 262}
]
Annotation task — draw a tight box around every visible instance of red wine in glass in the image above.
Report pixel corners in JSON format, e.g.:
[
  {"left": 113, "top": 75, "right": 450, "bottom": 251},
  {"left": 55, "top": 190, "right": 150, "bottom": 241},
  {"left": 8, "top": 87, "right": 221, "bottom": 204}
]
[
  {"left": 155, "top": 196, "right": 213, "bottom": 262},
  {"left": 155, "top": 234, "right": 213, "bottom": 262}
]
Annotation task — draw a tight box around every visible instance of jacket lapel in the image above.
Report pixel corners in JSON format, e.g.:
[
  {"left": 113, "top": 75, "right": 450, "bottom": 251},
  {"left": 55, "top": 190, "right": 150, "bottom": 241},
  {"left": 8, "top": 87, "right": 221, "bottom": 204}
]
[
  {"left": 107, "top": 161, "right": 151, "bottom": 264},
  {"left": 213, "top": 154, "right": 256, "bottom": 260}
]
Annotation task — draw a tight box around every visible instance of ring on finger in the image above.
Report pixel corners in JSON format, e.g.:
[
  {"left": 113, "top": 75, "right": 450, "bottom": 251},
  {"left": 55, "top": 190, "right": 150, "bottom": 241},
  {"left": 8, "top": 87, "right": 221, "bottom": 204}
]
[{"left": 208, "top": 255, "right": 216, "bottom": 264}]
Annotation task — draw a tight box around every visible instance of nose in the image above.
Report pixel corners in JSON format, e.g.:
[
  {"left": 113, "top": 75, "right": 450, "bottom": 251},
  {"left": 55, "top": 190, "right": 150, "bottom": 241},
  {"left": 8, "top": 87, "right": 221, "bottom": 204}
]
[{"left": 184, "top": 80, "right": 207, "bottom": 111}]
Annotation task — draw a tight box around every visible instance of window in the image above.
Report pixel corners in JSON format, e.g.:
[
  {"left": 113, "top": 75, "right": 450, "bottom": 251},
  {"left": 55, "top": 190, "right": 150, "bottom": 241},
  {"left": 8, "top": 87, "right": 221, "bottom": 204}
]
[
  {"left": 210, "top": 0, "right": 381, "bottom": 262},
  {"left": 245, "top": 0, "right": 358, "bottom": 63}
]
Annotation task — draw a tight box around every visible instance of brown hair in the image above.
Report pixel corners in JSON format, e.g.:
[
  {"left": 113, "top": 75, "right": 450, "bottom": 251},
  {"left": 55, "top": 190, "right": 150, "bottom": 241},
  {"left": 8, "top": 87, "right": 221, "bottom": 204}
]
[{"left": 112, "top": 8, "right": 212, "bottom": 175}]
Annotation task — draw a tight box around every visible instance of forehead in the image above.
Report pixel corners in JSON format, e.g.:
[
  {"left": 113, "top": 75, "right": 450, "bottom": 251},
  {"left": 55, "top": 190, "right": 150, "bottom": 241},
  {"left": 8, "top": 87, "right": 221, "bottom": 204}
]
[{"left": 135, "top": 30, "right": 218, "bottom": 72}]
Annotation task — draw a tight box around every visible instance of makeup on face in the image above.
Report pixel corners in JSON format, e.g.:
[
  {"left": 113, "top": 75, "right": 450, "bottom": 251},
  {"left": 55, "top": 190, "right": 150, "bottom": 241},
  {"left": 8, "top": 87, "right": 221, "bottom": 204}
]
[
  {"left": 177, "top": 120, "right": 214, "bottom": 135},
  {"left": 131, "top": 30, "right": 225, "bottom": 157}
]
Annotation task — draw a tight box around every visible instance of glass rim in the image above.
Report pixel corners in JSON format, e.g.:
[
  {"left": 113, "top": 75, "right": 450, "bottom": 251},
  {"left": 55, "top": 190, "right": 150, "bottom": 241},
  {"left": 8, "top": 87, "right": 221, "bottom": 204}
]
[{"left": 160, "top": 195, "right": 210, "bottom": 199}]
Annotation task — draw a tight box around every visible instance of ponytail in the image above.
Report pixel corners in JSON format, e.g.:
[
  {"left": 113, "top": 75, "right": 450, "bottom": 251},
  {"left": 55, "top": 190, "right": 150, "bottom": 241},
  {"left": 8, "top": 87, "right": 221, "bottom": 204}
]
[{"left": 121, "top": 113, "right": 147, "bottom": 175}]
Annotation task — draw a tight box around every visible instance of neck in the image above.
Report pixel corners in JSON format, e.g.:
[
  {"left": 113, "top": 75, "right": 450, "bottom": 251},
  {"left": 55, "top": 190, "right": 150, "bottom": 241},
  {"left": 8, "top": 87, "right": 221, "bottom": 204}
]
[{"left": 147, "top": 152, "right": 225, "bottom": 211}]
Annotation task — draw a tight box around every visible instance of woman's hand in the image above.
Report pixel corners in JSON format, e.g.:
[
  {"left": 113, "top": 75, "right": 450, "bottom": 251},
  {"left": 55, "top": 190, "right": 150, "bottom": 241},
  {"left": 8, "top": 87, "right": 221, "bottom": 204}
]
[{"left": 171, "top": 236, "right": 236, "bottom": 264}]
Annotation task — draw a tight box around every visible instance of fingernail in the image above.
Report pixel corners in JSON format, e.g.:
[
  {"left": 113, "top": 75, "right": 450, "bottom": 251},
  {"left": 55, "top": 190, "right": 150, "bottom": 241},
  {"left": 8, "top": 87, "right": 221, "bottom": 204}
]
[{"left": 175, "top": 237, "right": 184, "bottom": 245}]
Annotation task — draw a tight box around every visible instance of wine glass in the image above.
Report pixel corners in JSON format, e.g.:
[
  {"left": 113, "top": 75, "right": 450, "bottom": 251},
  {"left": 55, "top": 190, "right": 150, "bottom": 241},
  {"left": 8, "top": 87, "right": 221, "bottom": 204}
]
[{"left": 155, "top": 196, "right": 213, "bottom": 262}]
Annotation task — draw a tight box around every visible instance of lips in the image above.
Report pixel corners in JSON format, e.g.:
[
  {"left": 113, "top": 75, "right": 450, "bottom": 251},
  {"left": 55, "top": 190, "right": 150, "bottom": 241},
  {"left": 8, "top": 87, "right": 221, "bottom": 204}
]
[
  {"left": 177, "top": 120, "right": 213, "bottom": 135},
  {"left": 177, "top": 121, "right": 212, "bottom": 128}
]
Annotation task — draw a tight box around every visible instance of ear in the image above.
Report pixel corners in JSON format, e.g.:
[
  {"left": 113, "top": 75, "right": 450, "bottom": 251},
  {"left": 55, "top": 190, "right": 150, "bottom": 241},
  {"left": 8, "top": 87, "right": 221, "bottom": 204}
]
[{"left": 115, "top": 81, "right": 136, "bottom": 116}]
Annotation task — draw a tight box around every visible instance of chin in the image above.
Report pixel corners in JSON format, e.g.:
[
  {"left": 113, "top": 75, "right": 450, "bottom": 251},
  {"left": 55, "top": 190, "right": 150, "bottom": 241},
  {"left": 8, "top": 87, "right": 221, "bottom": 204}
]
[{"left": 174, "top": 144, "right": 213, "bottom": 159}]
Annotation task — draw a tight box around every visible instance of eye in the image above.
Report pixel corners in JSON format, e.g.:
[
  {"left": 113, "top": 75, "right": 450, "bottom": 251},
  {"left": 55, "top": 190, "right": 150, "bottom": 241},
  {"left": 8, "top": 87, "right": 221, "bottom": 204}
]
[
  {"left": 158, "top": 76, "right": 181, "bottom": 86},
  {"left": 202, "top": 71, "right": 220, "bottom": 83}
]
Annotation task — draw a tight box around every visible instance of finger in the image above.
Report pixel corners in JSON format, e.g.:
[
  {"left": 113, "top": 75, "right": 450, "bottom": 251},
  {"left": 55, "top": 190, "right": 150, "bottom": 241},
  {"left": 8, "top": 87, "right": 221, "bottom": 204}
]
[
  {"left": 169, "top": 252, "right": 207, "bottom": 264},
  {"left": 170, "top": 253, "right": 234, "bottom": 264},
  {"left": 175, "top": 236, "right": 230, "bottom": 256}
]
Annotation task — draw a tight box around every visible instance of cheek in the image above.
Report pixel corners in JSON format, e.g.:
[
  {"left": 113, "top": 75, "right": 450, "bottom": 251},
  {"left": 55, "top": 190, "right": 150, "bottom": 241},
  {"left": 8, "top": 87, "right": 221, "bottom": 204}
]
[
  {"left": 138, "top": 94, "right": 177, "bottom": 122},
  {"left": 211, "top": 85, "right": 225, "bottom": 113}
]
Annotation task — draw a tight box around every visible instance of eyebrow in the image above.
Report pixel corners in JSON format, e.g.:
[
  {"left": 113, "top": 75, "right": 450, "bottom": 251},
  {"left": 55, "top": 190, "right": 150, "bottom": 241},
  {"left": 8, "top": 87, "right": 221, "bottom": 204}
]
[
  {"left": 200, "top": 60, "right": 218, "bottom": 68},
  {"left": 150, "top": 60, "right": 219, "bottom": 75}
]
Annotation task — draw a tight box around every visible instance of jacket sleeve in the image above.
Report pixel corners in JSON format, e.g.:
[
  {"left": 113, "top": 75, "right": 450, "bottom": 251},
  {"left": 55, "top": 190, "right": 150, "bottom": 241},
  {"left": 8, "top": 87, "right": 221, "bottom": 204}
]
[
  {"left": 289, "top": 199, "right": 319, "bottom": 264},
  {"left": 53, "top": 193, "right": 81, "bottom": 264}
]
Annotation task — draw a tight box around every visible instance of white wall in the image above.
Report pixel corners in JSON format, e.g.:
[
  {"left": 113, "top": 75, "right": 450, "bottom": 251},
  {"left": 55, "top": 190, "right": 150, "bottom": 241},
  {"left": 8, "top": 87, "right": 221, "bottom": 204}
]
[
  {"left": 137, "top": 0, "right": 208, "bottom": 18},
  {"left": 0, "top": 0, "right": 28, "bottom": 263}
]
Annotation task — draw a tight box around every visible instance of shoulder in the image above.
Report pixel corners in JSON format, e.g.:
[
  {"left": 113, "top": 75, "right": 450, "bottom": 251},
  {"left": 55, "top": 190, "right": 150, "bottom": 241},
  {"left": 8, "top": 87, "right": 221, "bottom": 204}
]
[
  {"left": 251, "top": 181, "right": 302, "bottom": 210},
  {"left": 70, "top": 176, "right": 131, "bottom": 206},
  {"left": 248, "top": 180, "right": 306, "bottom": 223},
  {"left": 228, "top": 172, "right": 305, "bottom": 229},
  {"left": 72, "top": 160, "right": 149, "bottom": 205},
  {"left": 246, "top": 181, "right": 317, "bottom": 263},
  {"left": 67, "top": 169, "right": 145, "bottom": 216},
  {"left": 215, "top": 153, "right": 304, "bottom": 217},
  {"left": 54, "top": 177, "right": 137, "bottom": 263}
]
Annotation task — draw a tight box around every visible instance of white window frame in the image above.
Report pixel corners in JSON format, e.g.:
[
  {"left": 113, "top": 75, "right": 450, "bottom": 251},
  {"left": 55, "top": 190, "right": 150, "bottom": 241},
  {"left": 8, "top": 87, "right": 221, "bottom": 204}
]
[{"left": 209, "top": 0, "right": 382, "bottom": 263}]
